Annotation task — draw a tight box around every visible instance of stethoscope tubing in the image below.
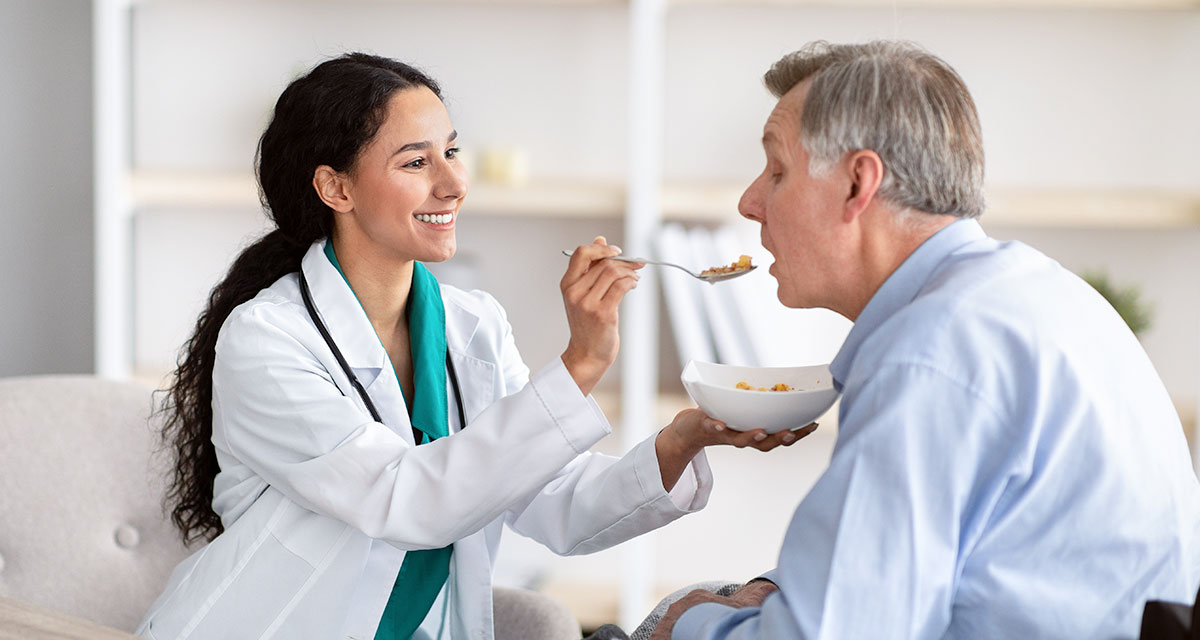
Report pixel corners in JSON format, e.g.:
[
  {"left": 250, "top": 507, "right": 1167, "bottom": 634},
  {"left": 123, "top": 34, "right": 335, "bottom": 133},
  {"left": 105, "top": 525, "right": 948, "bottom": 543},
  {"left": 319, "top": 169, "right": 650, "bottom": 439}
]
[{"left": 299, "top": 270, "right": 468, "bottom": 444}]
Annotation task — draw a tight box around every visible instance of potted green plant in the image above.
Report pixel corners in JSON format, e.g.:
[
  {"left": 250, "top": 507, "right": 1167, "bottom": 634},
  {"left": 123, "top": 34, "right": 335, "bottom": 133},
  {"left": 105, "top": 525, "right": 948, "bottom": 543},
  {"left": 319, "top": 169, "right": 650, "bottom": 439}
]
[{"left": 1081, "top": 270, "right": 1153, "bottom": 336}]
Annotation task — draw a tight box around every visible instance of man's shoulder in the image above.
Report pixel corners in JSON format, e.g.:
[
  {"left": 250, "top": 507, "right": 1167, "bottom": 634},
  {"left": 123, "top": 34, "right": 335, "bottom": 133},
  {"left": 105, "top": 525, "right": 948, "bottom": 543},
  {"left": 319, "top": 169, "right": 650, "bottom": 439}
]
[{"left": 853, "top": 240, "right": 1077, "bottom": 380}]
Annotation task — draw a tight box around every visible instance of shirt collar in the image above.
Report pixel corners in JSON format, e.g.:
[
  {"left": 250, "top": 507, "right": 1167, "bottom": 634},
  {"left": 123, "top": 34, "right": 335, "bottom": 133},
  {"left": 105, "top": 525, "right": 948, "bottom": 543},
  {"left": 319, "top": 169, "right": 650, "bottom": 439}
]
[{"left": 829, "top": 218, "right": 986, "bottom": 391}]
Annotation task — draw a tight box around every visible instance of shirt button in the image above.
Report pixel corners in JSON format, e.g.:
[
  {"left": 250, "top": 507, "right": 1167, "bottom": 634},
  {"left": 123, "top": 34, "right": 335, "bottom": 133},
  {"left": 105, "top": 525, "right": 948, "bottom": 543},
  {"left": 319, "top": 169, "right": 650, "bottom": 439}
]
[{"left": 115, "top": 525, "right": 141, "bottom": 549}]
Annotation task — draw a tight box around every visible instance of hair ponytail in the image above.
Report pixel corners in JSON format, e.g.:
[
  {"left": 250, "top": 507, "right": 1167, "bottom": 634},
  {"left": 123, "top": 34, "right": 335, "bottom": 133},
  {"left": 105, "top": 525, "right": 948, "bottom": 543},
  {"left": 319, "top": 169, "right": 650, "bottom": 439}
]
[{"left": 161, "top": 52, "right": 442, "bottom": 543}]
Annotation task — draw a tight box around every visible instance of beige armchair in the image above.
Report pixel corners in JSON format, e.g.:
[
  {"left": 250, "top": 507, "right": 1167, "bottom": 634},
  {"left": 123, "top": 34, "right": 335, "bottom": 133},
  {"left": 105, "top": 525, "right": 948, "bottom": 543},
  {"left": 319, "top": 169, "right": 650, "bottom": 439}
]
[
  {"left": 0, "top": 375, "right": 190, "bottom": 633},
  {"left": 0, "top": 375, "right": 580, "bottom": 639}
]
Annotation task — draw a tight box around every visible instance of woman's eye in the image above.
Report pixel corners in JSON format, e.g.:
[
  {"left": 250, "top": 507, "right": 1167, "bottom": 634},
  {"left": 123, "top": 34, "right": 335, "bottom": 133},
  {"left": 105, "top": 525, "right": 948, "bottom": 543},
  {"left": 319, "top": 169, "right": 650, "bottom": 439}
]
[{"left": 403, "top": 157, "right": 427, "bottom": 169}]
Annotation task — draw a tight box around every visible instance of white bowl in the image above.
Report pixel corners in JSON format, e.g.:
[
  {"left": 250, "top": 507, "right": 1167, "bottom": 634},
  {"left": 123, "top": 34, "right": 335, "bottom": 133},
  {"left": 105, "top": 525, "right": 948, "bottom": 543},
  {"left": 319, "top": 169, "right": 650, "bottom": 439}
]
[{"left": 681, "top": 360, "right": 839, "bottom": 433}]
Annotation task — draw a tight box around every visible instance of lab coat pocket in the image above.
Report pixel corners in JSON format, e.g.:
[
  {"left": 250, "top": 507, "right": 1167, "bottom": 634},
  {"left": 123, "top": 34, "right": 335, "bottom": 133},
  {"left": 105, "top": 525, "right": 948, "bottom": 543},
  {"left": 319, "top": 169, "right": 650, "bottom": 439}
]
[
  {"left": 270, "top": 500, "right": 353, "bottom": 567},
  {"left": 449, "top": 351, "right": 497, "bottom": 425},
  {"left": 146, "top": 533, "right": 315, "bottom": 640},
  {"left": 190, "top": 535, "right": 315, "bottom": 639}
]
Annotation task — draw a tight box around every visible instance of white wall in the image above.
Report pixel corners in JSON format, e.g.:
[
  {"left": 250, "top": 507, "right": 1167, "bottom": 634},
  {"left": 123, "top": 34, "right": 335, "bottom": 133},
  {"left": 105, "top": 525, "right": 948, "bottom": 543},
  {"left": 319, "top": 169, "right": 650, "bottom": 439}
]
[
  {"left": 0, "top": 0, "right": 93, "bottom": 377},
  {"left": 663, "top": 6, "right": 1200, "bottom": 189}
]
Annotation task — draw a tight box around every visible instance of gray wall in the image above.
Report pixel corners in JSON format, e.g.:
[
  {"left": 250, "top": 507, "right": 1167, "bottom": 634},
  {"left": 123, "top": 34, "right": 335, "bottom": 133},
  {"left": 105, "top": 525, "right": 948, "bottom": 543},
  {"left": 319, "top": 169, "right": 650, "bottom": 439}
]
[{"left": 0, "top": 0, "right": 94, "bottom": 376}]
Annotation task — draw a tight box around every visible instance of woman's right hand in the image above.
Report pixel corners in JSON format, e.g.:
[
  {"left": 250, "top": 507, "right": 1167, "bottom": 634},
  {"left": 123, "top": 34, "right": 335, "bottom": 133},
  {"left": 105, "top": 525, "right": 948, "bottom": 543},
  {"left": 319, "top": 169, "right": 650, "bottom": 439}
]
[{"left": 560, "top": 236, "right": 643, "bottom": 395}]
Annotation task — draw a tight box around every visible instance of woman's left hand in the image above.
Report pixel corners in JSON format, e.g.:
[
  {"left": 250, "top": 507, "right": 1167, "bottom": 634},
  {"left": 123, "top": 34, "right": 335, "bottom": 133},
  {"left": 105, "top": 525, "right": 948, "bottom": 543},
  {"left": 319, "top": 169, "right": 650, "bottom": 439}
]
[{"left": 655, "top": 408, "right": 817, "bottom": 491}]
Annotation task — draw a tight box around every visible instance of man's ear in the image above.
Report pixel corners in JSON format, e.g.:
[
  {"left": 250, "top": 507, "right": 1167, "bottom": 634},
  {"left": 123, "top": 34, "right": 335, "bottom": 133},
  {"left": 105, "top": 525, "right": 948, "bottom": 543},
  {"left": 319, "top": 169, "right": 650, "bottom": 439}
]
[
  {"left": 842, "top": 150, "right": 884, "bottom": 223},
  {"left": 313, "top": 165, "right": 354, "bottom": 213}
]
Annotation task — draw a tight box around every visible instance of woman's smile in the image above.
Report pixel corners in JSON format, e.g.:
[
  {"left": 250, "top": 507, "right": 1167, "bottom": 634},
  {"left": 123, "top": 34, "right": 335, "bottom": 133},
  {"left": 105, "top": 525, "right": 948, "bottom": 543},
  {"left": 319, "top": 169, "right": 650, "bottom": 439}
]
[{"left": 414, "top": 211, "right": 455, "bottom": 228}]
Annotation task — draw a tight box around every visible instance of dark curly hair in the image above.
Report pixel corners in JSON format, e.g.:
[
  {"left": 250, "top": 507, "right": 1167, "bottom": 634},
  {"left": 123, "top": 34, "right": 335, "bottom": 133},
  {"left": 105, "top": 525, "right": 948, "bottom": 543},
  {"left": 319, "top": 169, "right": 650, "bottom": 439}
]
[{"left": 160, "top": 53, "right": 442, "bottom": 543}]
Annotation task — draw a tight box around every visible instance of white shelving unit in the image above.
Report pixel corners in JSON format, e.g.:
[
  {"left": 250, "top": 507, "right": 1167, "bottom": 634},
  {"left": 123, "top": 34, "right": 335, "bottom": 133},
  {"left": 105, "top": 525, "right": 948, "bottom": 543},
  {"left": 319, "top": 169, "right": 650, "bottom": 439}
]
[{"left": 93, "top": 0, "right": 134, "bottom": 380}]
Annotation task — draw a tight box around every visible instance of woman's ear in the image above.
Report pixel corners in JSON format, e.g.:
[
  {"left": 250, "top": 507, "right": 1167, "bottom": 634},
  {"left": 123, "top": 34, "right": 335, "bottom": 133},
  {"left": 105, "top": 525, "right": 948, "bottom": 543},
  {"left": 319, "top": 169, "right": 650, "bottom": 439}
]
[
  {"left": 842, "top": 150, "right": 884, "bottom": 223},
  {"left": 313, "top": 165, "right": 354, "bottom": 213}
]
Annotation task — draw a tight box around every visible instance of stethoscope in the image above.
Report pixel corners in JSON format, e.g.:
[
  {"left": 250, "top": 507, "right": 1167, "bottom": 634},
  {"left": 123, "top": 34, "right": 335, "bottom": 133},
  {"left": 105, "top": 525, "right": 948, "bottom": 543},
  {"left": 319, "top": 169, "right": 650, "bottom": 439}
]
[{"left": 299, "top": 270, "right": 467, "bottom": 445}]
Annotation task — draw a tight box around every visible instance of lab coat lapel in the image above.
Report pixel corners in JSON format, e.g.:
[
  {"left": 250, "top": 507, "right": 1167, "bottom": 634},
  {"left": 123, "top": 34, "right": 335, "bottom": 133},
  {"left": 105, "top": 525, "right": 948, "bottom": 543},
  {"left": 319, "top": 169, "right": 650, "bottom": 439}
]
[
  {"left": 300, "top": 241, "right": 415, "bottom": 442},
  {"left": 443, "top": 288, "right": 497, "bottom": 433}
]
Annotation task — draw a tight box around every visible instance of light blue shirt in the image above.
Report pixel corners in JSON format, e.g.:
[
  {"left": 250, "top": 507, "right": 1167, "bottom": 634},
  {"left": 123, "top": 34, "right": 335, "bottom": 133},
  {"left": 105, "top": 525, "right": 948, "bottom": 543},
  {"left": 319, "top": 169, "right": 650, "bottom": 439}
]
[{"left": 675, "top": 219, "right": 1200, "bottom": 639}]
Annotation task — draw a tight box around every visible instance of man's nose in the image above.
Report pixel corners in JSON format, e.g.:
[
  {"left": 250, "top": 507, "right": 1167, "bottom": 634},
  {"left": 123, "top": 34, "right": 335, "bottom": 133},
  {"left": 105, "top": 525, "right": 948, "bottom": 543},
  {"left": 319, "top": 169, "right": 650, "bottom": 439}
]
[{"left": 738, "top": 176, "right": 764, "bottom": 221}]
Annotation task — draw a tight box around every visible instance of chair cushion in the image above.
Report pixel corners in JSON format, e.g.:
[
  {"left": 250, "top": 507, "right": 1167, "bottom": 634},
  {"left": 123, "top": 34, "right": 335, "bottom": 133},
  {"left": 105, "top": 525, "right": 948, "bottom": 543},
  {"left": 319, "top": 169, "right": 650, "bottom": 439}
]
[
  {"left": 0, "top": 375, "right": 192, "bottom": 631},
  {"left": 493, "top": 586, "right": 582, "bottom": 640}
]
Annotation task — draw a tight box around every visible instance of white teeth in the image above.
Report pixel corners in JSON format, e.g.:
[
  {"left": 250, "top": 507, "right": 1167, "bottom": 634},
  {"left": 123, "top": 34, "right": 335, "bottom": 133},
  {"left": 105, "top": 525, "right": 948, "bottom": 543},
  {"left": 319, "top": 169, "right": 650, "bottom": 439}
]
[{"left": 416, "top": 214, "right": 452, "bottom": 225}]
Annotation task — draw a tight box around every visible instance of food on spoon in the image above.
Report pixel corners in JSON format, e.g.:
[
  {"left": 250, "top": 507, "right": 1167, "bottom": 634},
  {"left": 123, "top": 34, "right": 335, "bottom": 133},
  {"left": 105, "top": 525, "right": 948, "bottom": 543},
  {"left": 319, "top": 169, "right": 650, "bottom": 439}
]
[
  {"left": 736, "top": 381, "right": 794, "bottom": 392},
  {"left": 700, "top": 255, "right": 754, "bottom": 277}
]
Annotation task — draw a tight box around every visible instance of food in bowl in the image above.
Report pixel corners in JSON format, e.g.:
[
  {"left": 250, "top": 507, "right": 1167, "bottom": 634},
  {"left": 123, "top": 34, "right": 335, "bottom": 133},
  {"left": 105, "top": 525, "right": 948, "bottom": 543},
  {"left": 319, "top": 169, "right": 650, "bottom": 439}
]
[
  {"left": 700, "top": 254, "right": 753, "bottom": 277},
  {"left": 682, "top": 360, "right": 839, "bottom": 433},
  {"left": 736, "top": 381, "right": 794, "bottom": 392}
]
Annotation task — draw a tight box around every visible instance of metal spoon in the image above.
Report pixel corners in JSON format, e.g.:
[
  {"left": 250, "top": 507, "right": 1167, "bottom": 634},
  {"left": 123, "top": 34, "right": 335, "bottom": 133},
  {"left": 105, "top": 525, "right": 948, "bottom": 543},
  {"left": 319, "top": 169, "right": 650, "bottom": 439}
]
[{"left": 561, "top": 250, "right": 757, "bottom": 283}]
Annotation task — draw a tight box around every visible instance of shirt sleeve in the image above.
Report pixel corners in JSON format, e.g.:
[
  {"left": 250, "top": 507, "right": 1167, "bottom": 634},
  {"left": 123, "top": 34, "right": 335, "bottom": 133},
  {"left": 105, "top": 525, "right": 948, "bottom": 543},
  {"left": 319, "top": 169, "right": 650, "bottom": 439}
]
[{"left": 673, "top": 362, "right": 1012, "bottom": 639}]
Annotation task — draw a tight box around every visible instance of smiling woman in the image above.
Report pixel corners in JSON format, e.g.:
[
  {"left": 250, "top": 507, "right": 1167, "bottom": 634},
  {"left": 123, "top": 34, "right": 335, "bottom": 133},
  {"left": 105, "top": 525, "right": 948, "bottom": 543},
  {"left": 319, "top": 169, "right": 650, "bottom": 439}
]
[{"left": 137, "top": 52, "right": 808, "bottom": 640}]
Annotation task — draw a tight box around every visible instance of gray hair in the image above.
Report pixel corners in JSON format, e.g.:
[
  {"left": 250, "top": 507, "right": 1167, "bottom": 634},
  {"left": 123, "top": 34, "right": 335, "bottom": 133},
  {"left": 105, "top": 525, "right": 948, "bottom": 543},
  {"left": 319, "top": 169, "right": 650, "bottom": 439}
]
[{"left": 764, "top": 41, "right": 985, "bottom": 219}]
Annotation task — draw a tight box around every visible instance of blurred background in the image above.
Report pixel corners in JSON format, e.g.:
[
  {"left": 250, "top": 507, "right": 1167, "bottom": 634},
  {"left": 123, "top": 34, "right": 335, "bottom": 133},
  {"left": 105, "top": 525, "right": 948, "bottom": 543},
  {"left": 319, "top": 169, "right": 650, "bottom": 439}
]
[{"left": 2, "top": 0, "right": 1198, "bottom": 631}]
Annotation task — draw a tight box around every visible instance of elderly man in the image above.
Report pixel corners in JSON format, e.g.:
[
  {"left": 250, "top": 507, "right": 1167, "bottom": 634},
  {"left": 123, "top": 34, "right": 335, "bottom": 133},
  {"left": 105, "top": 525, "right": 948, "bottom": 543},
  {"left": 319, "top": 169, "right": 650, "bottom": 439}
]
[{"left": 653, "top": 40, "right": 1200, "bottom": 639}]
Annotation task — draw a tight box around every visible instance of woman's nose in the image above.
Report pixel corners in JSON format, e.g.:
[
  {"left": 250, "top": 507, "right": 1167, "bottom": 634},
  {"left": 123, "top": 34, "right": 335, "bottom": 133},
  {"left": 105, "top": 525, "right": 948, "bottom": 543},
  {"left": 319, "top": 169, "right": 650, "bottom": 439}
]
[{"left": 434, "top": 159, "right": 468, "bottom": 200}]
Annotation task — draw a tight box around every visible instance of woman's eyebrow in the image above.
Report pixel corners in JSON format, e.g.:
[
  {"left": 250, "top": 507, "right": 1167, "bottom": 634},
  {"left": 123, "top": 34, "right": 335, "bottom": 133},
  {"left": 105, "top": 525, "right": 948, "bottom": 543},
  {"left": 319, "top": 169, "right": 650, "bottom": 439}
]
[{"left": 392, "top": 131, "right": 459, "bottom": 157}]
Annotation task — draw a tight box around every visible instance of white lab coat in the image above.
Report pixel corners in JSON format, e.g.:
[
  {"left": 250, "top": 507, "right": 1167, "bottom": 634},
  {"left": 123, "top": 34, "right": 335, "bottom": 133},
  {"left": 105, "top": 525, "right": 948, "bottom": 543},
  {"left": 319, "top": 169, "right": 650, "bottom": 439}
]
[{"left": 137, "top": 239, "right": 713, "bottom": 640}]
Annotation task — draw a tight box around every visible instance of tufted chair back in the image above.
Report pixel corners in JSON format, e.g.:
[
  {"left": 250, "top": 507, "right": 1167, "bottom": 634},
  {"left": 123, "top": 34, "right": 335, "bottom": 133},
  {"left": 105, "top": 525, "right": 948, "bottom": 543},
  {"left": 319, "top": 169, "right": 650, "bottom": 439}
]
[{"left": 0, "top": 375, "right": 192, "bottom": 632}]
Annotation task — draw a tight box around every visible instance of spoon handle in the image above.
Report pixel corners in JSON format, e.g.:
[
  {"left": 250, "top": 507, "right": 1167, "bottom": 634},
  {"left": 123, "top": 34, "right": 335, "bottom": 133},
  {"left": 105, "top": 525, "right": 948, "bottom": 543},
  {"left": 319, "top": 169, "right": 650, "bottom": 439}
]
[
  {"left": 560, "top": 249, "right": 651, "bottom": 263},
  {"left": 562, "top": 249, "right": 710, "bottom": 278}
]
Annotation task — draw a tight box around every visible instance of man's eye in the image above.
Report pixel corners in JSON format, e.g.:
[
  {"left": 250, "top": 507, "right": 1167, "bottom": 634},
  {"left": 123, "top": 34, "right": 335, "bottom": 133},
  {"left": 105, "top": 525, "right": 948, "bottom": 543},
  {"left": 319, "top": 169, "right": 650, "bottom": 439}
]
[{"left": 445, "top": 147, "right": 460, "bottom": 160}]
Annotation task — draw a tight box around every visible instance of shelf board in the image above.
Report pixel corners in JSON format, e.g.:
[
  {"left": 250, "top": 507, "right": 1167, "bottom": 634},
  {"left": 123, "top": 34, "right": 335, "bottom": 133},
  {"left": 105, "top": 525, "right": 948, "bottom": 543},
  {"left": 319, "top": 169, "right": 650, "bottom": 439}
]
[
  {"left": 465, "top": 180, "right": 624, "bottom": 217},
  {"left": 128, "top": 171, "right": 626, "bottom": 218},
  {"left": 660, "top": 182, "right": 1200, "bottom": 229},
  {"left": 129, "top": 172, "right": 1200, "bottom": 228},
  {"left": 129, "top": 171, "right": 259, "bottom": 210},
  {"left": 661, "top": 182, "right": 744, "bottom": 223},
  {"left": 984, "top": 187, "right": 1200, "bottom": 228},
  {"left": 127, "top": 171, "right": 720, "bottom": 221}
]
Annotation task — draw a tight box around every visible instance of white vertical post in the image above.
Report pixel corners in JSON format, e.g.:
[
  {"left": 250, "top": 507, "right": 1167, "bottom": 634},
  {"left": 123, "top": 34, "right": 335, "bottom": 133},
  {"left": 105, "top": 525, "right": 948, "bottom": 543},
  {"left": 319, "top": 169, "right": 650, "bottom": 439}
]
[
  {"left": 621, "top": 0, "right": 666, "bottom": 630},
  {"left": 93, "top": 0, "right": 133, "bottom": 379},
  {"left": 1194, "top": 373, "right": 1200, "bottom": 478}
]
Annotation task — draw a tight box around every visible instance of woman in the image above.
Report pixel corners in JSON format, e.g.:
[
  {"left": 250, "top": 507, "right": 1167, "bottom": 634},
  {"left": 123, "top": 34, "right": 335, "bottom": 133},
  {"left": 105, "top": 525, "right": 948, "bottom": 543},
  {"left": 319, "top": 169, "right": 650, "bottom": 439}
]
[{"left": 138, "top": 53, "right": 806, "bottom": 640}]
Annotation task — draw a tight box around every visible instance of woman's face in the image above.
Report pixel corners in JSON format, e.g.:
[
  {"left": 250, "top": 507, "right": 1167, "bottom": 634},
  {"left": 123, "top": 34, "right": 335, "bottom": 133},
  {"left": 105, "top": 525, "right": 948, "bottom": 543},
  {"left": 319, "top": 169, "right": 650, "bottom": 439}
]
[{"left": 338, "top": 85, "right": 467, "bottom": 264}]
